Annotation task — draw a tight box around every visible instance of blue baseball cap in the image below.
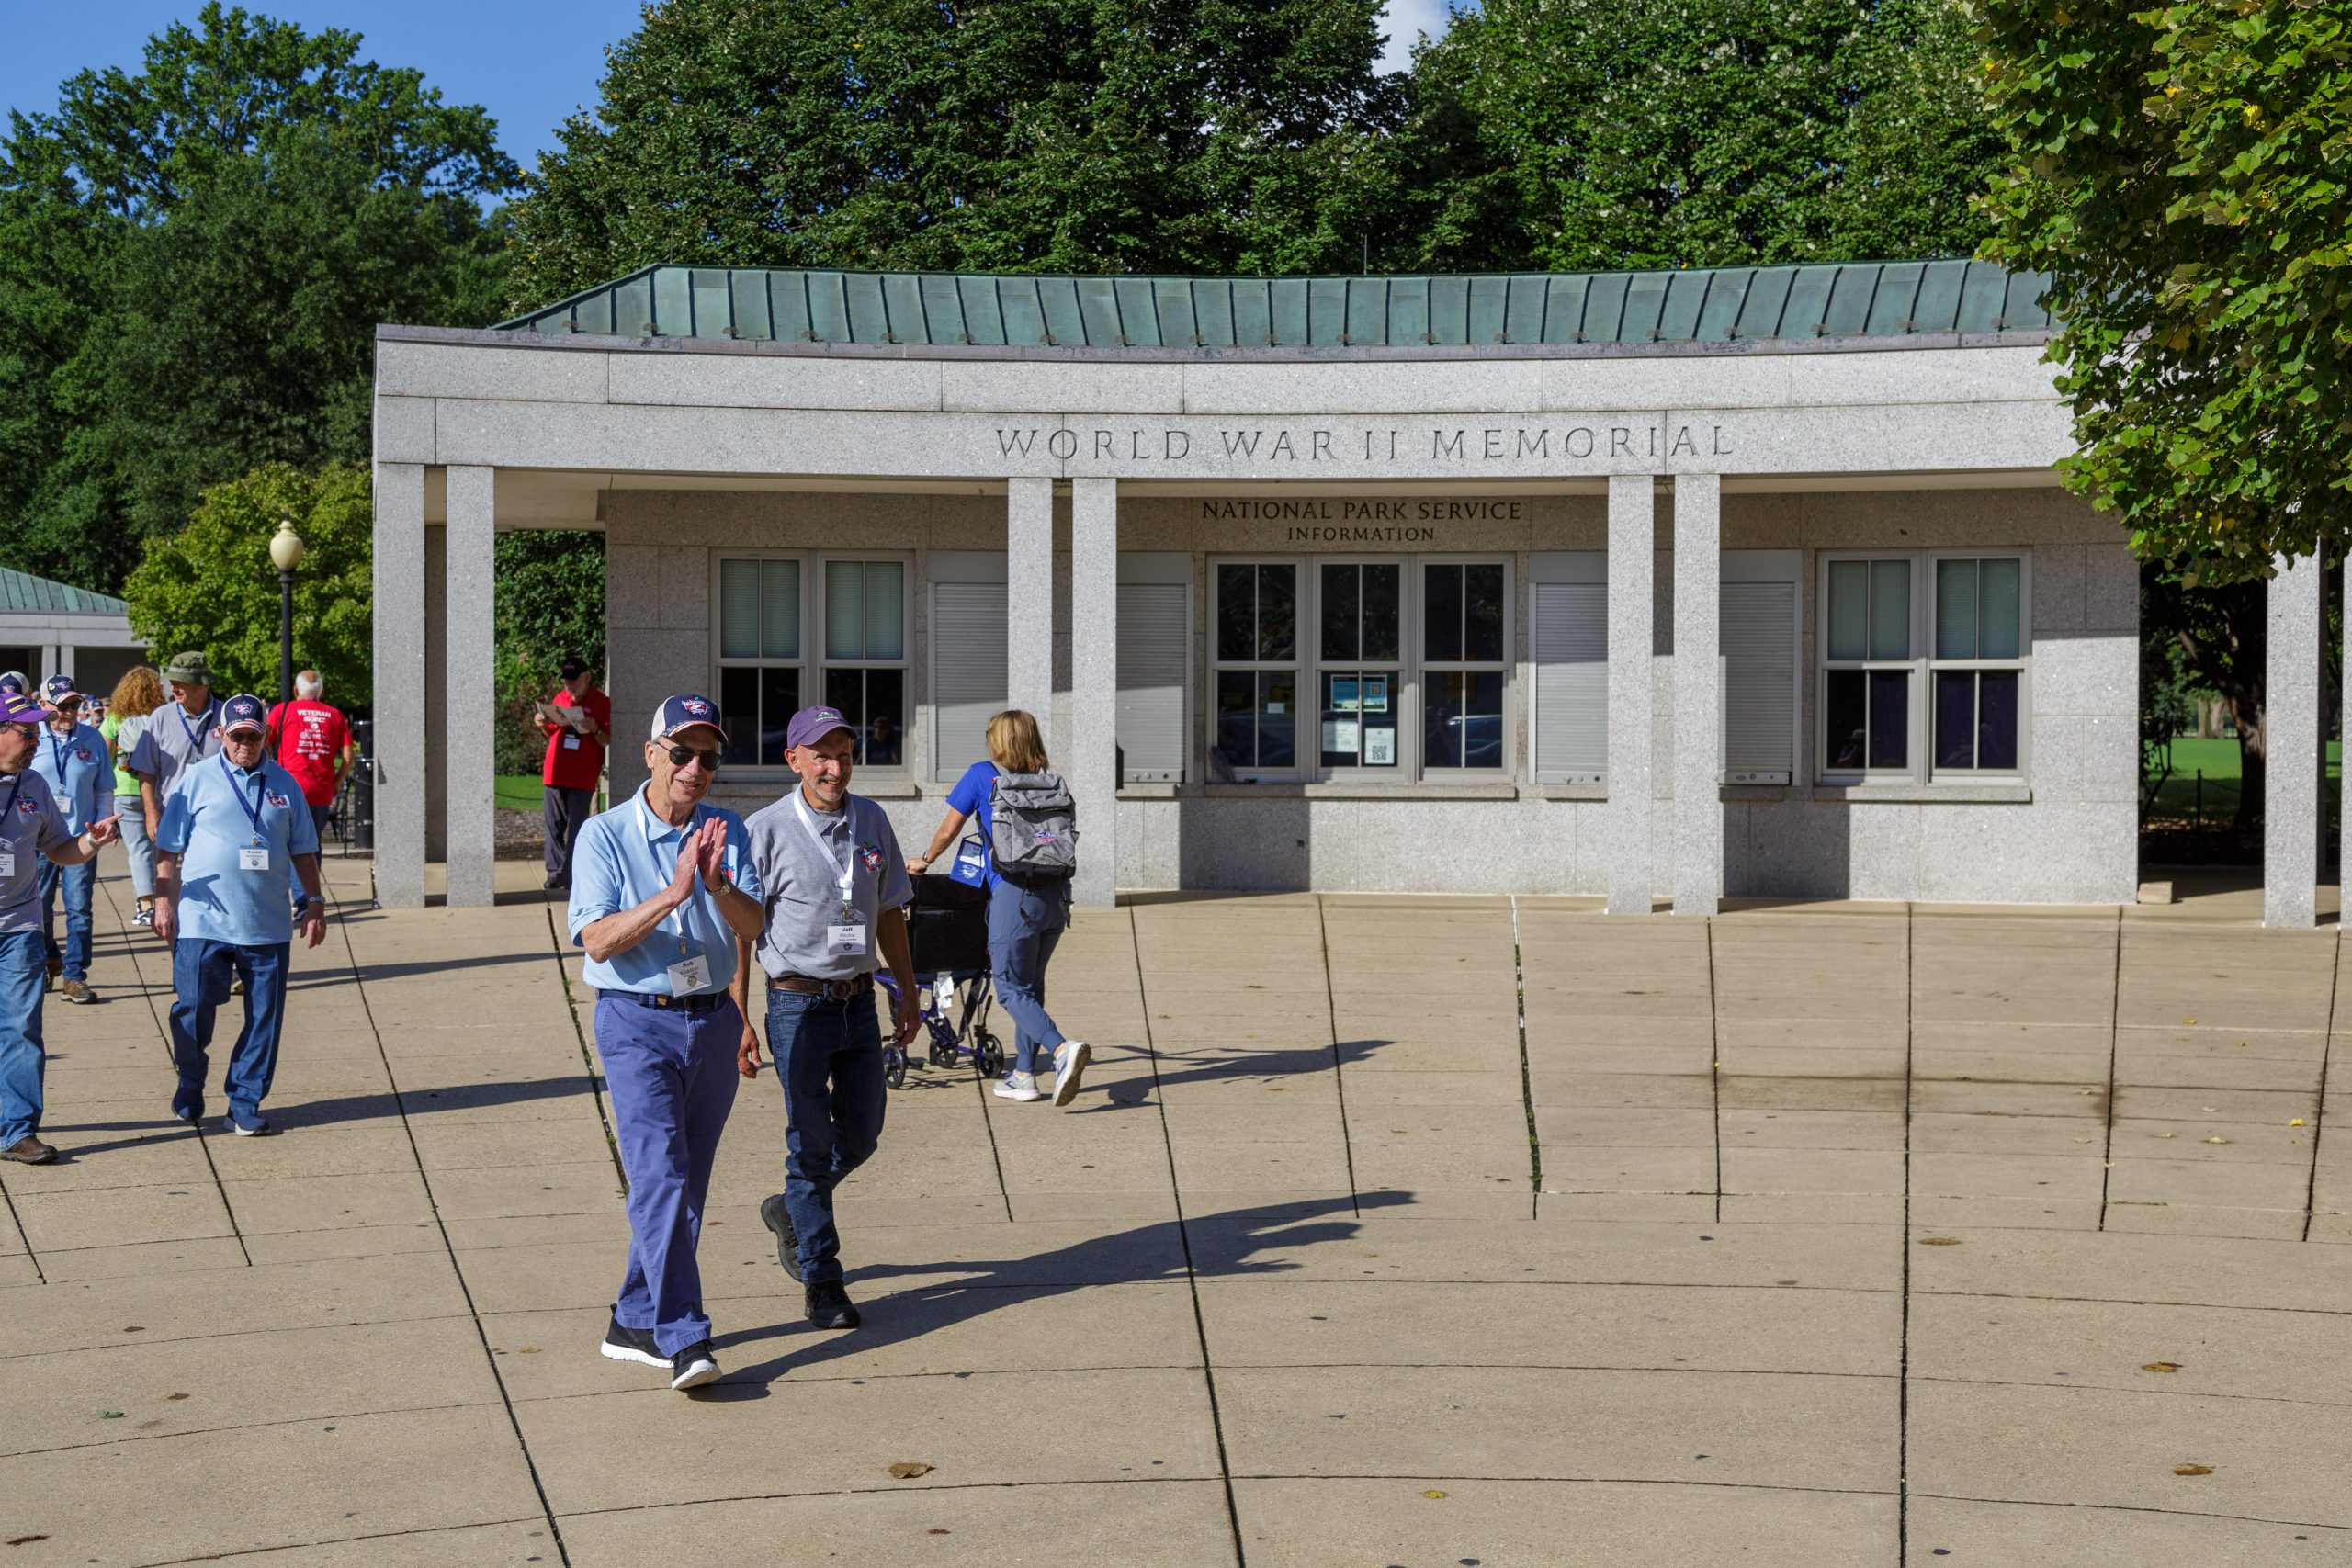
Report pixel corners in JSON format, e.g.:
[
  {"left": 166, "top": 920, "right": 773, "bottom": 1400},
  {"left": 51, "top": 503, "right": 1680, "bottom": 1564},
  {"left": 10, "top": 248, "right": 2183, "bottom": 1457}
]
[
  {"left": 220, "top": 694, "right": 268, "bottom": 736},
  {"left": 786, "top": 705, "right": 854, "bottom": 750},
  {"left": 41, "top": 674, "right": 79, "bottom": 705},
  {"left": 0, "top": 672, "right": 25, "bottom": 695},
  {"left": 649, "top": 694, "right": 725, "bottom": 742}
]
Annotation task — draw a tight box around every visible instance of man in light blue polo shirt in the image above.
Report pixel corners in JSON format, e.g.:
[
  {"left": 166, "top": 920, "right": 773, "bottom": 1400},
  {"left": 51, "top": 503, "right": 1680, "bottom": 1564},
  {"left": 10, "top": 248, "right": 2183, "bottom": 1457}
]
[
  {"left": 0, "top": 687, "right": 122, "bottom": 1164},
  {"left": 153, "top": 694, "right": 325, "bottom": 1137},
  {"left": 568, "top": 694, "right": 766, "bottom": 1393},
  {"left": 31, "top": 673, "right": 110, "bottom": 1005}
]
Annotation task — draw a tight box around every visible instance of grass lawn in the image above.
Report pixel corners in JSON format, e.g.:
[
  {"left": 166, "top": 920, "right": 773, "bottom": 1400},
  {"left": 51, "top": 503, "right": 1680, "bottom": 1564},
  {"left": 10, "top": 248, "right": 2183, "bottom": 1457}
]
[{"left": 2144, "top": 736, "right": 2339, "bottom": 822}]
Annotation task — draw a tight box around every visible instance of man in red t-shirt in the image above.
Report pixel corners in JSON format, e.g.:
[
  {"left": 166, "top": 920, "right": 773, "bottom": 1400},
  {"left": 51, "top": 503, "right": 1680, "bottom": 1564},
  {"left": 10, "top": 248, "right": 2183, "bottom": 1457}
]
[
  {"left": 266, "top": 671, "right": 356, "bottom": 842},
  {"left": 537, "top": 657, "right": 612, "bottom": 891}
]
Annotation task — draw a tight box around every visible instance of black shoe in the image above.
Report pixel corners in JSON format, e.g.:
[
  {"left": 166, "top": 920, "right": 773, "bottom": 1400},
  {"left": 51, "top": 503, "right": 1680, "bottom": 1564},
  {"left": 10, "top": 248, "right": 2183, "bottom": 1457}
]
[
  {"left": 805, "top": 1280, "right": 860, "bottom": 1330},
  {"left": 760, "top": 1193, "right": 801, "bottom": 1281},
  {"left": 543, "top": 874, "right": 568, "bottom": 892},
  {"left": 670, "top": 1340, "right": 720, "bottom": 1391},
  {"left": 598, "top": 1314, "right": 664, "bottom": 1370}
]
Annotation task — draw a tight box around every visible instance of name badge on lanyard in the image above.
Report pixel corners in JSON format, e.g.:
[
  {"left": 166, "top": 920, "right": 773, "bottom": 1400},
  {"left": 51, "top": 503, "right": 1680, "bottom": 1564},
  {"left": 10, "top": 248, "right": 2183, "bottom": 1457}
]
[
  {"left": 792, "top": 794, "right": 867, "bottom": 956},
  {"left": 222, "top": 756, "right": 270, "bottom": 871},
  {"left": 0, "top": 774, "right": 17, "bottom": 878}
]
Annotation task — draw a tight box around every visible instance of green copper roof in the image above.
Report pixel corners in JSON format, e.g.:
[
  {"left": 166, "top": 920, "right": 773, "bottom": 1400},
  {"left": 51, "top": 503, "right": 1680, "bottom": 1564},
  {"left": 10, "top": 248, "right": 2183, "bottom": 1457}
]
[
  {"left": 497, "top": 259, "right": 2052, "bottom": 349},
  {"left": 0, "top": 567, "right": 127, "bottom": 616}
]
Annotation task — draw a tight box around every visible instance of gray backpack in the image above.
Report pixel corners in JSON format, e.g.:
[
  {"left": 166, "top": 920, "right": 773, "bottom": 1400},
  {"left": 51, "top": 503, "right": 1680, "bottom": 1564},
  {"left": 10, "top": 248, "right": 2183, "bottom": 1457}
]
[{"left": 989, "top": 766, "right": 1079, "bottom": 884}]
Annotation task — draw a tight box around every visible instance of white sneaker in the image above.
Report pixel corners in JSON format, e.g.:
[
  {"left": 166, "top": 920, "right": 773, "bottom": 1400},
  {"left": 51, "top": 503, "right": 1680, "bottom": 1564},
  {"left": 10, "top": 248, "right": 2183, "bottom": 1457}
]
[
  {"left": 994, "top": 1072, "right": 1046, "bottom": 1102},
  {"left": 1052, "top": 1042, "right": 1091, "bottom": 1107}
]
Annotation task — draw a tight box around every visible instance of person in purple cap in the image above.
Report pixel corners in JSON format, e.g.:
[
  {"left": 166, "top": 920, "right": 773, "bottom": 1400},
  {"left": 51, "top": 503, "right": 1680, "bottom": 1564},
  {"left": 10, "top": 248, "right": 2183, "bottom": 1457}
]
[
  {"left": 0, "top": 686, "right": 122, "bottom": 1164},
  {"left": 568, "top": 694, "right": 766, "bottom": 1392},
  {"left": 30, "top": 674, "right": 110, "bottom": 1004},
  {"left": 739, "top": 703, "right": 920, "bottom": 1331},
  {"left": 152, "top": 694, "right": 327, "bottom": 1137}
]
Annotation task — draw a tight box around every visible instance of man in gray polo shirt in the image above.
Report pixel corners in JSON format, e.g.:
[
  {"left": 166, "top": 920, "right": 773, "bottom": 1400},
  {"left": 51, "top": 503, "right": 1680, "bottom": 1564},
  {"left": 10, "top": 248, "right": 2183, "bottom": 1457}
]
[
  {"left": 737, "top": 704, "right": 918, "bottom": 1330},
  {"left": 128, "top": 651, "right": 222, "bottom": 842}
]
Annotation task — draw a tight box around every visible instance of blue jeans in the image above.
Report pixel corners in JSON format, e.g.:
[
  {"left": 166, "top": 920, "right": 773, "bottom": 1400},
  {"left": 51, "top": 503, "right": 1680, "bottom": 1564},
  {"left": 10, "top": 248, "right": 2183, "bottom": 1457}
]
[
  {"left": 767, "top": 986, "right": 887, "bottom": 1287},
  {"left": 0, "top": 931, "right": 47, "bottom": 1146},
  {"left": 988, "top": 880, "right": 1069, "bottom": 1074},
  {"left": 38, "top": 856, "right": 94, "bottom": 980},
  {"left": 168, "top": 940, "right": 289, "bottom": 1119},
  {"left": 597, "top": 993, "right": 741, "bottom": 1356},
  {"left": 115, "top": 793, "right": 155, "bottom": 898}
]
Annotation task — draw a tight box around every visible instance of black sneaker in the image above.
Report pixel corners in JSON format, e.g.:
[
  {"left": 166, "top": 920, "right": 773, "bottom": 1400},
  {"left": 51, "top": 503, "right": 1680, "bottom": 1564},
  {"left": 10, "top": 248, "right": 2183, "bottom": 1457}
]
[
  {"left": 760, "top": 1193, "right": 801, "bottom": 1281},
  {"left": 670, "top": 1340, "right": 720, "bottom": 1391},
  {"left": 805, "top": 1280, "right": 860, "bottom": 1330},
  {"left": 599, "top": 1314, "right": 665, "bottom": 1370}
]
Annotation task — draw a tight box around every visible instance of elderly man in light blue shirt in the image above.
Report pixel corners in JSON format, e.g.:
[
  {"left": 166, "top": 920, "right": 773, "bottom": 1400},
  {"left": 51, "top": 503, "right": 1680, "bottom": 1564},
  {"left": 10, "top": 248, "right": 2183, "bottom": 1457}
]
[
  {"left": 30, "top": 673, "right": 110, "bottom": 1004},
  {"left": 0, "top": 687, "right": 121, "bottom": 1164},
  {"left": 568, "top": 693, "right": 766, "bottom": 1393},
  {"left": 153, "top": 694, "right": 325, "bottom": 1137}
]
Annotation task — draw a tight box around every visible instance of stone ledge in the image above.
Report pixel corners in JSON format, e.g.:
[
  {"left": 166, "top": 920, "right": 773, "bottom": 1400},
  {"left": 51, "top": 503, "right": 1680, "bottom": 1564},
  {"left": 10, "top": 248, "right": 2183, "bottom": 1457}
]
[
  {"left": 1536, "top": 784, "right": 1609, "bottom": 801},
  {"left": 1203, "top": 782, "right": 1520, "bottom": 801},
  {"left": 1812, "top": 781, "right": 2033, "bottom": 804}
]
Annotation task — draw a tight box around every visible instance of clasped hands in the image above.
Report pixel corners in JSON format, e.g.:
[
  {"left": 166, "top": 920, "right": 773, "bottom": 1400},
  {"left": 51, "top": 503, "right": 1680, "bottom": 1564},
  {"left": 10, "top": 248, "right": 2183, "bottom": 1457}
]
[{"left": 667, "top": 818, "right": 733, "bottom": 904}]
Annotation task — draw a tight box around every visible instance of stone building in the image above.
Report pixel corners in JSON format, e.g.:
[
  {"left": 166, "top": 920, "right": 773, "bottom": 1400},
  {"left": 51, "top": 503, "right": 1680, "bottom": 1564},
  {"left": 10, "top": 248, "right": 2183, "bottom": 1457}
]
[{"left": 373, "top": 260, "right": 2316, "bottom": 919}]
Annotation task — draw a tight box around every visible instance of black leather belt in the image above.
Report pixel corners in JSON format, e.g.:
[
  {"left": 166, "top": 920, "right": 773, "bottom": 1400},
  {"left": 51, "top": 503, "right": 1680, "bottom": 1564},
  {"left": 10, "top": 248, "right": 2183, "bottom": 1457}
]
[
  {"left": 772, "top": 973, "right": 873, "bottom": 1002},
  {"left": 598, "top": 988, "right": 729, "bottom": 1012}
]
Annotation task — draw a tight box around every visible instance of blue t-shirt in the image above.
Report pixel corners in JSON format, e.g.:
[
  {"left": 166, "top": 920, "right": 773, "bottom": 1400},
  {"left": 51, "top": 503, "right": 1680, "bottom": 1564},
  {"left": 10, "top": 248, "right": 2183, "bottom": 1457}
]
[
  {"left": 944, "top": 761, "right": 1005, "bottom": 890},
  {"left": 29, "top": 721, "right": 109, "bottom": 833},
  {"left": 155, "top": 755, "right": 321, "bottom": 947},
  {"left": 566, "top": 790, "right": 763, "bottom": 998},
  {"left": 0, "top": 769, "right": 73, "bottom": 936}
]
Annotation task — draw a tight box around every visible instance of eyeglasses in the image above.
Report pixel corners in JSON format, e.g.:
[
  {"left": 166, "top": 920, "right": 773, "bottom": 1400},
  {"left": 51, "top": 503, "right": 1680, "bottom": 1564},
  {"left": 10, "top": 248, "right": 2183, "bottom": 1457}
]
[{"left": 662, "top": 743, "right": 721, "bottom": 772}]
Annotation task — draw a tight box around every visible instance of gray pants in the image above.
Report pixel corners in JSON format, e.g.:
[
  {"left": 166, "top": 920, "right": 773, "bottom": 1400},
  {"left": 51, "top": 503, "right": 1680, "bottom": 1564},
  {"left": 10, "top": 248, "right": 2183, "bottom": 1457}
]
[{"left": 544, "top": 786, "right": 594, "bottom": 886}]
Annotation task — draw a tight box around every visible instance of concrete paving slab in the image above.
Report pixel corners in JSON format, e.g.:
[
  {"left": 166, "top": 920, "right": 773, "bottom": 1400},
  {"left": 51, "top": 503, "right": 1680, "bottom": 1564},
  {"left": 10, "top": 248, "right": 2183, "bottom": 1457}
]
[
  {"left": 1908, "top": 1379, "right": 2352, "bottom": 1524},
  {"left": 1903, "top": 1496, "right": 2351, "bottom": 1568},
  {"left": 1217, "top": 1364, "right": 1898, "bottom": 1491},
  {"left": 560, "top": 1479, "right": 1238, "bottom": 1568},
  {"left": 1910, "top": 1292, "right": 2352, "bottom": 1404},
  {"left": 1238, "top": 1478, "right": 1895, "bottom": 1568},
  {"left": 514, "top": 1366, "right": 1221, "bottom": 1516}
]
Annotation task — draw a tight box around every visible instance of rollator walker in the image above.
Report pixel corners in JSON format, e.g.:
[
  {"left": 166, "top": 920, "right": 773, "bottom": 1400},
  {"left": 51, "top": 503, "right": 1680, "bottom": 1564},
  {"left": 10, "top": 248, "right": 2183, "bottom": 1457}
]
[{"left": 876, "top": 874, "right": 1004, "bottom": 1089}]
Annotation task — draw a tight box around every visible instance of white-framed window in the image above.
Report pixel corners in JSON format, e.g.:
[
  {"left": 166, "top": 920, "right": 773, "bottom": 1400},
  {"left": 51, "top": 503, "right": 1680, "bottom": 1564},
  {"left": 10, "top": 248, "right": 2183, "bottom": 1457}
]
[
  {"left": 1211, "top": 555, "right": 1511, "bottom": 781},
  {"left": 715, "top": 555, "right": 805, "bottom": 768},
  {"left": 1212, "top": 559, "right": 1302, "bottom": 776},
  {"left": 713, "top": 553, "right": 911, "bottom": 772},
  {"left": 1818, "top": 551, "right": 2029, "bottom": 783}
]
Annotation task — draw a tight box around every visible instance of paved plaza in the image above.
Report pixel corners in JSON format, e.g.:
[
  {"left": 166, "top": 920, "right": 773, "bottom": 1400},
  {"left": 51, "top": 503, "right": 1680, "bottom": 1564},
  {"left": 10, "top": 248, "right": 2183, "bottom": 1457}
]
[{"left": 4, "top": 853, "right": 2352, "bottom": 1565}]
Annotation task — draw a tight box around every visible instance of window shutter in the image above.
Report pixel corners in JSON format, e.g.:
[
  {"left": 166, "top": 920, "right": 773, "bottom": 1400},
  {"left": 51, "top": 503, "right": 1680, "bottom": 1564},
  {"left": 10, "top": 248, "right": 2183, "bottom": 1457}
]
[
  {"left": 932, "top": 581, "right": 1007, "bottom": 781},
  {"left": 1531, "top": 582, "right": 1606, "bottom": 783},
  {"left": 1721, "top": 581, "right": 1796, "bottom": 784},
  {"left": 1116, "top": 582, "right": 1187, "bottom": 782}
]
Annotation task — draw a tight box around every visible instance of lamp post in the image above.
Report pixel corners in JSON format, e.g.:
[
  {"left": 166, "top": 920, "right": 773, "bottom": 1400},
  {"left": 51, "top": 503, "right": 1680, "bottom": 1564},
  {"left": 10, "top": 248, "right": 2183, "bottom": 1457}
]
[{"left": 269, "top": 517, "right": 304, "bottom": 708}]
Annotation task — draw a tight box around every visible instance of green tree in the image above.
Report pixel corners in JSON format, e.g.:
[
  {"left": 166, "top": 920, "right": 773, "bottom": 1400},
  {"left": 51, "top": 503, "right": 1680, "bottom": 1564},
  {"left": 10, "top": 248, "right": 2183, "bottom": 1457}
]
[
  {"left": 494, "top": 531, "right": 607, "bottom": 775},
  {"left": 123, "top": 462, "right": 373, "bottom": 701},
  {"left": 0, "top": 4, "right": 519, "bottom": 592},
  {"left": 1395, "top": 0, "right": 2005, "bottom": 272},
  {"left": 1978, "top": 0, "right": 2348, "bottom": 577},
  {"left": 508, "top": 0, "right": 1407, "bottom": 305}
]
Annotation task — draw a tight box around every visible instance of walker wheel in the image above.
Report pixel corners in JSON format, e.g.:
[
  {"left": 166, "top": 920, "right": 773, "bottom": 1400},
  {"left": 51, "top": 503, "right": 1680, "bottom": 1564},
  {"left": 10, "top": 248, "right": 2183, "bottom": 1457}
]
[
  {"left": 977, "top": 1033, "right": 1006, "bottom": 1078},
  {"left": 884, "top": 1049, "right": 908, "bottom": 1091},
  {"left": 928, "top": 1037, "right": 956, "bottom": 1067}
]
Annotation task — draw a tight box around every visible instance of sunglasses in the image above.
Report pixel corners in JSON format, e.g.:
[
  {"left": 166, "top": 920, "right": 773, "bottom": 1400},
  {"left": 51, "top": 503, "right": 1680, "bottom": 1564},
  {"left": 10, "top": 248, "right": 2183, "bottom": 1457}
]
[{"left": 662, "top": 743, "right": 721, "bottom": 772}]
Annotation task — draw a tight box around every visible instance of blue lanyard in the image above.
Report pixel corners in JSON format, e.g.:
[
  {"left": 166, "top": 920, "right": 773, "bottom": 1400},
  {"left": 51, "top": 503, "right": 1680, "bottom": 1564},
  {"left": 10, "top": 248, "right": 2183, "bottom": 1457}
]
[
  {"left": 179, "top": 702, "right": 211, "bottom": 751},
  {"left": 220, "top": 754, "right": 268, "bottom": 843},
  {"left": 0, "top": 771, "right": 21, "bottom": 824},
  {"left": 47, "top": 728, "right": 70, "bottom": 779}
]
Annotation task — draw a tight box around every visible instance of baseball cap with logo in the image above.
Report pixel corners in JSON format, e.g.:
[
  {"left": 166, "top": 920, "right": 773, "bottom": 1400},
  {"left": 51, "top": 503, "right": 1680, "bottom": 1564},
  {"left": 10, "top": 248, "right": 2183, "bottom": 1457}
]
[
  {"left": 650, "top": 694, "right": 726, "bottom": 743},
  {"left": 558, "top": 656, "right": 589, "bottom": 680},
  {"left": 786, "top": 705, "right": 854, "bottom": 750},
  {"left": 41, "top": 674, "right": 80, "bottom": 705},
  {"left": 0, "top": 689, "right": 40, "bottom": 726},
  {"left": 220, "top": 694, "right": 268, "bottom": 736},
  {"left": 0, "top": 672, "right": 25, "bottom": 696}
]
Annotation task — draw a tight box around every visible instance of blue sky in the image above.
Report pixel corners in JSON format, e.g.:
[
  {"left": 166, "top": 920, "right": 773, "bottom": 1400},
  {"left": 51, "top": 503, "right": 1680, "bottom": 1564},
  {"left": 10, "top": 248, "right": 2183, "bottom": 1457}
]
[{"left": 4, "top": 2, "right": 1458, "bottom": 178}]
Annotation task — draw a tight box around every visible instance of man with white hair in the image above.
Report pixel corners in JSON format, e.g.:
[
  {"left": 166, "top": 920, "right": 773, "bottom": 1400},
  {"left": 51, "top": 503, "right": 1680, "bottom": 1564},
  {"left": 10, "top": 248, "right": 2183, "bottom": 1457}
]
[{"left": 266, "top": 670, "right": 355, "bottom": 851}]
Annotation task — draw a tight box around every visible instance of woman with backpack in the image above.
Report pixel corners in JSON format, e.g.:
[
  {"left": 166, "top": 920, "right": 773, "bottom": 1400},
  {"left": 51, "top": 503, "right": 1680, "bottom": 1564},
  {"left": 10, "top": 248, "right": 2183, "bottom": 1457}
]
[{"left": 908, "top": 709, "right": 1090, "bottom": 1106}]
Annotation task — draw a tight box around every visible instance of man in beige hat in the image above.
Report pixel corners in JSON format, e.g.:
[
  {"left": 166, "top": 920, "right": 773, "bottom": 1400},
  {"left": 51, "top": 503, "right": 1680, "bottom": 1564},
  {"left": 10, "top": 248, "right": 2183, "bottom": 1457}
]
[{"left": 127, "top": 652, "right": 221, "bottom": 844}]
